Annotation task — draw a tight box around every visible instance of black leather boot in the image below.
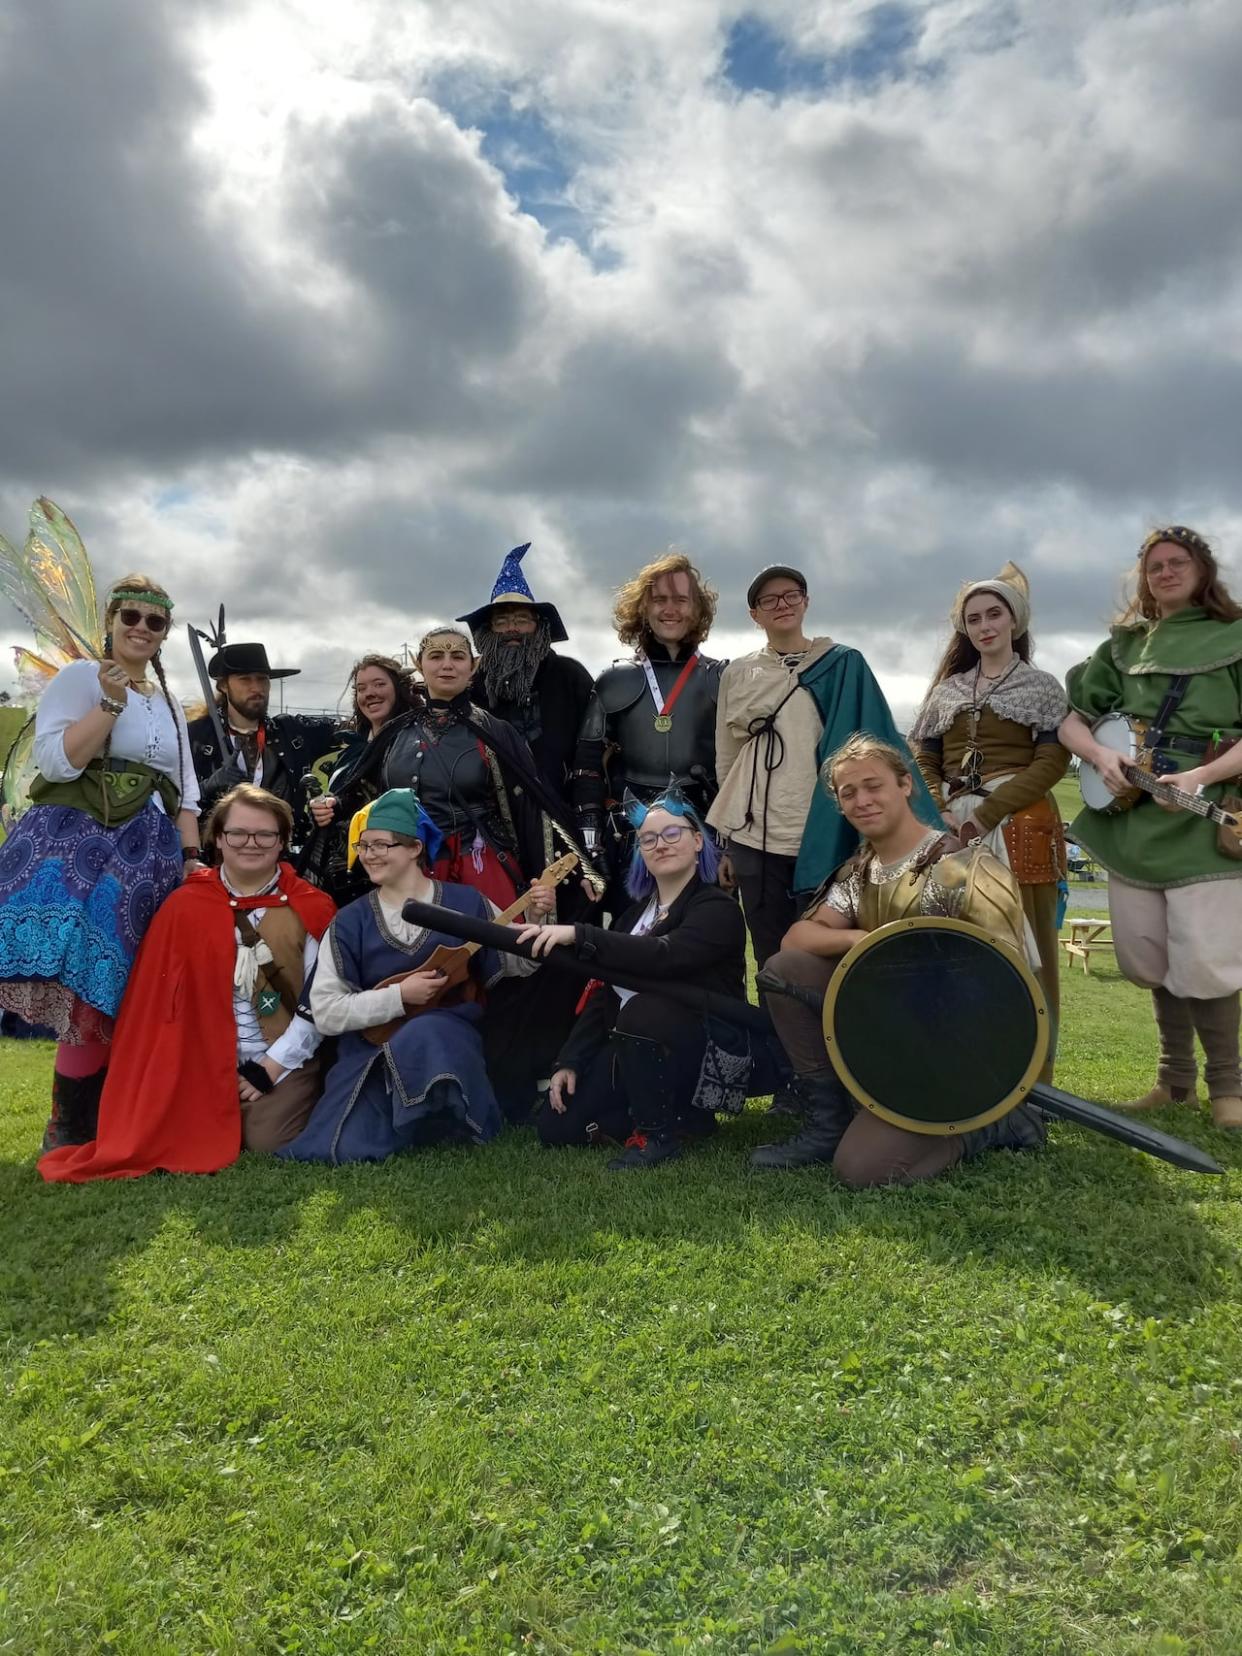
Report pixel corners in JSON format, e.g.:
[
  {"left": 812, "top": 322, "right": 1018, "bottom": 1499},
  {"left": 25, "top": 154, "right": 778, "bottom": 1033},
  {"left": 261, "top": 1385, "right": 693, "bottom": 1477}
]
[
  {"left": 606, "top": 1029, "right": 686, "bottom": 1171},
  {"left": 750, "top": 1071, "right": 854, "bottom": 1170},
  {"left": 41, "top": 1069, "right": 105, "bottom": 1152}
]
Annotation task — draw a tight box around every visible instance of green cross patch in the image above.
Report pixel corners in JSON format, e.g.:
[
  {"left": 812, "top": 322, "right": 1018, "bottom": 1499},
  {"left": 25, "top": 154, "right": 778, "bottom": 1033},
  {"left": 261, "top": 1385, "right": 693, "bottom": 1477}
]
[{"left": 257, "top": 987, "right": 281, "bottom": 1018}]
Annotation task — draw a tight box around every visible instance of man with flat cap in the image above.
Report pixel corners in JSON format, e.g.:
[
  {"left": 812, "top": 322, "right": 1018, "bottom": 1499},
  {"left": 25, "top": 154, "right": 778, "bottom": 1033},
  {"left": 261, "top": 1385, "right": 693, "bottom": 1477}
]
[
  {"left": 710, "top": 563, "right": 940, "bottom": 988},
  {"left": 458, "top": 543, "right": 593, "bottom": 810},
  {"left": 188, "top": 641, "right": 337, "bottom": 842}
]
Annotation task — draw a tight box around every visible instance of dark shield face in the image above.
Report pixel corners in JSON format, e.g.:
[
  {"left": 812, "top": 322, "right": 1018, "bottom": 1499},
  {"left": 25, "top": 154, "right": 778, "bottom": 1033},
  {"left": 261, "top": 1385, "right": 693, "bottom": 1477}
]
[{"left": 824, "top": 919, "right": 1049, "bottom": 1135}]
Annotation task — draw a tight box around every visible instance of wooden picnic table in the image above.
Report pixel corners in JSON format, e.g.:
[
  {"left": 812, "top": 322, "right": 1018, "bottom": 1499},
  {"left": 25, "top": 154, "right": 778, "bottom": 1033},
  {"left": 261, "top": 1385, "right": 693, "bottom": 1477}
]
[{"left": 1061, "top": 917, "right": 1114, "bottom": 974}]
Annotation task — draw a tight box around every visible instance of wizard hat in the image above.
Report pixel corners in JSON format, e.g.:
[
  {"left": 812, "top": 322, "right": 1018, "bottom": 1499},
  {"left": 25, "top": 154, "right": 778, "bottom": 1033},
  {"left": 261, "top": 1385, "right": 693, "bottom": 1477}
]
[{"left": 457, "top": 543, "right": 568, "bottom": 643}]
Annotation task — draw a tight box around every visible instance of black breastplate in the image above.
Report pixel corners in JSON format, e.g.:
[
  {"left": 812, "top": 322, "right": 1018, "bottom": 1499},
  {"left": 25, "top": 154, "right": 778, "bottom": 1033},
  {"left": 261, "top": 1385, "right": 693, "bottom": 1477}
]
[
  {"left": 610, "top": 660, "right": 720, "bottom": 801},
  {"left": 383, "top": 718, "right": 492, "bottom": 836}
]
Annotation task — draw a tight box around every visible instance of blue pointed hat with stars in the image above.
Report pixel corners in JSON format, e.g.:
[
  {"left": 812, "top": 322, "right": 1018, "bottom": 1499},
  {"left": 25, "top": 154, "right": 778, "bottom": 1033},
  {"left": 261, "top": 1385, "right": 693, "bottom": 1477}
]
[{"left": 457, "top": 543, "right": 568, "bottom": 643}]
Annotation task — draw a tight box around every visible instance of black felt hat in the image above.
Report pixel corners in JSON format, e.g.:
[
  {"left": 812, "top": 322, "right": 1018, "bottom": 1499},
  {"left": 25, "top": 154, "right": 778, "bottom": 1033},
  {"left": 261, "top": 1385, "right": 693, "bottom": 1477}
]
[{"left": 206, "top": 641, "right": 300, "bottom": 680}]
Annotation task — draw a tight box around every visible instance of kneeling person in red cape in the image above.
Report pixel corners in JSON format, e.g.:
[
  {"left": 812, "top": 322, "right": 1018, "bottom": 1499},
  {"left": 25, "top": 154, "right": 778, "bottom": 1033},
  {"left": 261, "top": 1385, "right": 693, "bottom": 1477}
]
[{"left": 39, "top": 784, "right": 335, "bottom": 1181}]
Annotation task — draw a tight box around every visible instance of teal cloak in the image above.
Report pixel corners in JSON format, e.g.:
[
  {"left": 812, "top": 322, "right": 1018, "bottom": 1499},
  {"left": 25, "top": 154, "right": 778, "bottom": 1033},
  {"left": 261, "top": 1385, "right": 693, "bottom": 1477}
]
[{"left": 793, "top": 645, "right": 942, "bottom": 894}]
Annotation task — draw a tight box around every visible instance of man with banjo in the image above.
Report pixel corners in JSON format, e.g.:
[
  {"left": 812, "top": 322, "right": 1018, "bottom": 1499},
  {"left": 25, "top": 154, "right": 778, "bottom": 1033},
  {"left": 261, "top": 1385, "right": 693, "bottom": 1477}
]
[{"left": 1059, "top": 525, "right": 1242, "bottom": 1131}]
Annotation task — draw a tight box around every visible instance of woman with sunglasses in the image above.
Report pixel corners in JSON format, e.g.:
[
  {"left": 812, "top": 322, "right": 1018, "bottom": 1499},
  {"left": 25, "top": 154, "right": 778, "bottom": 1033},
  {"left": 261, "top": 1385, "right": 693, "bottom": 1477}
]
[
  {"left": 39, "top": 784, "right": 335, "bottom": 1181},
  {"left": 527, "top": 795, "right": 749, "bottom": 1170},
  {"left": 0, "top": 573, "right": 201, "bottom": 1151},
  {"left": 1059, "top": 526, "right": 1242, "bottom": 1129},
  {"left": 279, "top": 788, "right": 552, "bottom": 1164}
]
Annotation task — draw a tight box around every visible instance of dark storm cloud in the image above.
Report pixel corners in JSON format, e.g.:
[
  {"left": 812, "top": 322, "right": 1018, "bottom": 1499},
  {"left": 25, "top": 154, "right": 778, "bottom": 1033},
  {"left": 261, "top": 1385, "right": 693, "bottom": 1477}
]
[{"left": 0, "top": 0, "right": 337, "bottom": 475}]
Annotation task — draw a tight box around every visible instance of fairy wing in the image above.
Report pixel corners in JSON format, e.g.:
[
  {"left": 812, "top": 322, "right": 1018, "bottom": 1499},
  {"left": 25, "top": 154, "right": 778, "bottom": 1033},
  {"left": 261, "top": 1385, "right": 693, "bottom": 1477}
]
[
  {"left": 0, "top": 714, "right": 38, "bottom": 826},
  {"left": 0, "top": 497, "right": 103, "bottom": 663}
]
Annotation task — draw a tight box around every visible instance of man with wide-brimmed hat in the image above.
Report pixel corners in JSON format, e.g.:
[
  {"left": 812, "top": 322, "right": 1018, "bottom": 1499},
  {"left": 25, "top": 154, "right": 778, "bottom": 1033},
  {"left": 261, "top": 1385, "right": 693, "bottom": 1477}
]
[
  {"left": 187, "top": 640, "right": 337, "bottom": 840},
  {"left": 458, "top": 543, "right": 593, "bottom": 808}
]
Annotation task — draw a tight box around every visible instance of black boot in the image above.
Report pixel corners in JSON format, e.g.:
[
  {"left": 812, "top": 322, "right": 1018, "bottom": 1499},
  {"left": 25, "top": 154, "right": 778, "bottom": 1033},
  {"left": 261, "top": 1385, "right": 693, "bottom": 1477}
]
[
  {"left": 41, "top": 1069, "right": 105, "bottom": 1152},
  {"left": 606, "top": 1029, "right": 688, "bottom": 1172},
  {"left": 750, "top": 1071, "right": 854, "bottom": 1170}
]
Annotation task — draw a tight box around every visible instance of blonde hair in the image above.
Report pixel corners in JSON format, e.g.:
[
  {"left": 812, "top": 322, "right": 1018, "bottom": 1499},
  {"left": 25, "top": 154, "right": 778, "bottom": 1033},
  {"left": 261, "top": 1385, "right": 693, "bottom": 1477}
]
[
  {"left": 612, "top": 551, "right": 717, "bottom": 649},
  {"left": 205, "top": 783, "right": 295, "bottom": 849},
  {"left": 822, "top": 734, "right": 912, "bottom": 795}
]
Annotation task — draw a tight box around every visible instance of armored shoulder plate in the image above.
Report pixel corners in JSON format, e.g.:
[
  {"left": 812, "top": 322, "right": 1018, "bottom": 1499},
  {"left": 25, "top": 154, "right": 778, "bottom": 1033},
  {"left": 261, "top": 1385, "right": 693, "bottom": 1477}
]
[
  {"left": 593, "top": 661, "right": 648, "bottom": 716},
  {"left": 923, "top": 846, "right": 1025, "bottom": 954}
]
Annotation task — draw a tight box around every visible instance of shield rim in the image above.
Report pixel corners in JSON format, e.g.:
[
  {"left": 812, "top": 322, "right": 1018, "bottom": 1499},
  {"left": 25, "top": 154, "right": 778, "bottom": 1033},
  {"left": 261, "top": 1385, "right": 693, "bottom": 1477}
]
[{"left": 822, "top": 916, "right": 1050, "bottom": 1136}]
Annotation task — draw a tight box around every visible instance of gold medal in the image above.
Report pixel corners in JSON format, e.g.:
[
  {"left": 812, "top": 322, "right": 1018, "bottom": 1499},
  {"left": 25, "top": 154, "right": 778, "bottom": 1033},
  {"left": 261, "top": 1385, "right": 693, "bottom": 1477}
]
[{"left": 654, "top": 714, "right": 673, "bottom": 732}]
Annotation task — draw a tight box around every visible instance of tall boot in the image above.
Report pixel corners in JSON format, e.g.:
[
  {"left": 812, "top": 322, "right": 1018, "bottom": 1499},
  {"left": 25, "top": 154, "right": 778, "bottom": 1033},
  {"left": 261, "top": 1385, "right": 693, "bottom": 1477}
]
[
  {"left": 41, "top": 1069, "right": 105, "bottom": 1152},
  {"left": 1189, "top": 992, "right": 1242, "bottom": 1130},
  {"left": 1122, "top": 987, "right": 1198, "bottom": 1110},
  {"left": 607, "top": 1031, "right": 685, "bottom": 1171},
  {"left": 750, "top": 1070, "right": 855, "bottom": 1170}
]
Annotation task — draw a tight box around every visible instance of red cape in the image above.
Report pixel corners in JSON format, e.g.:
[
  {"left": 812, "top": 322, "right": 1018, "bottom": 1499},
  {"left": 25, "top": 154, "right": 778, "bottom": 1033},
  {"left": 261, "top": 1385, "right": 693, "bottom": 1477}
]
[{"left": 38, "top": 866, "right": 335, "bottom": 1182}]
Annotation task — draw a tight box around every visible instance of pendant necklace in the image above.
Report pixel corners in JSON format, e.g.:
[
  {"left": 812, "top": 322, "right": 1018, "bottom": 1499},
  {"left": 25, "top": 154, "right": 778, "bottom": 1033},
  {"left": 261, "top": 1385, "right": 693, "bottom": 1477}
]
[{"left": 961, "top": 656, "right": 1021, "bottom": 791}]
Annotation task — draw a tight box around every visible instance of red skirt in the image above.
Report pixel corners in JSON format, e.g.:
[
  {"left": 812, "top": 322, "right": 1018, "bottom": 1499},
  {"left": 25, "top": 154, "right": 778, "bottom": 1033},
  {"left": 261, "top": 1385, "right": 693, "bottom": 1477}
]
[{"left": 430, "top": 832, "right": 521, "bottom": 910}]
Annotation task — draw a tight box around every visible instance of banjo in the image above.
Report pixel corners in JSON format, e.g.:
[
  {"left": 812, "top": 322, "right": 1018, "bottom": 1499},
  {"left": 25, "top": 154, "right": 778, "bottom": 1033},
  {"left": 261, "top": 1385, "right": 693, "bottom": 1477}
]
[{"left": 1080, "top": 713, "right": 1241, "bottom": 848}]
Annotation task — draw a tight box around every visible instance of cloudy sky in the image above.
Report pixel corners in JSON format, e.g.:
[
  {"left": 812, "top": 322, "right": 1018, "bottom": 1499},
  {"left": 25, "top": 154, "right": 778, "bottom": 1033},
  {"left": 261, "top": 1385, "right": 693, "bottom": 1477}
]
[{"left": 2, "top": 0, "right": 1240, "bottom": 723}]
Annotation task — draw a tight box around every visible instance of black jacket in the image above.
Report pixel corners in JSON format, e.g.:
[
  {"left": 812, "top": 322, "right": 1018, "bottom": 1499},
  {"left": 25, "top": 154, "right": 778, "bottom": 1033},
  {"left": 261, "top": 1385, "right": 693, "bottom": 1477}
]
[
  {"left": 555, "top": 875, "right": 747, "bottom": 1075},
  {"left": 471, "top": 650, "right": 593, "bottom": 807},
  {"left": 188, "top": 711, "right": 338, "bottom": 835}
]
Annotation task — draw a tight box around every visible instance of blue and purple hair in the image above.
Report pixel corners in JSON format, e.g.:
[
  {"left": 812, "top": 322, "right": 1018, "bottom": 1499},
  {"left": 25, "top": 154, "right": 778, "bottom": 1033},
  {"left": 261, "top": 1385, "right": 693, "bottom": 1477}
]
[{"left": 623, "top": 788, "right": 720, "bottom": 901}]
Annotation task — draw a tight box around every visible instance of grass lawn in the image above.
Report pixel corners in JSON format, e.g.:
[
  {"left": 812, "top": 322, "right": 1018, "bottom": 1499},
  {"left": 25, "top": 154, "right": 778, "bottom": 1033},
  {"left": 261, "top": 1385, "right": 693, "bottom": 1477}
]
[{"left": 2, "top": 947, "right": 1240, "bottom": 1654}]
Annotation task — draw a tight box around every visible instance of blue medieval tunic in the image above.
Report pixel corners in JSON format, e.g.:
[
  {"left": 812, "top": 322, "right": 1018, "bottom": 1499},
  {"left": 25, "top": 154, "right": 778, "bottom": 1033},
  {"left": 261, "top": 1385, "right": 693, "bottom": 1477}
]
[{"left": 277, "top": 882, "right": 505, "bottom": 1163}]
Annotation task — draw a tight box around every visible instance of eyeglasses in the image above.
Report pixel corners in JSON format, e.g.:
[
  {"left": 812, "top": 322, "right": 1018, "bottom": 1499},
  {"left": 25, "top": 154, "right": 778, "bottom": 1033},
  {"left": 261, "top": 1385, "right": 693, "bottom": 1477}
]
[
  {"left": 1146, "top": 556, "right": 1194, "bottom": 575},
  {"left": 219, "top": 827, "right": 282, "bottom": 848},
  {"left": 754, "top": 590, "right": 806, "bottom": 612},
  {"left": 356, "top": 838, "right": 404, "bottom": 857},
  {"left": 637, "top": 825, "right": 690, "bottom": 850},
  {"left": 491, "top": 614, "right": 537, "bottom": 633},
  {"left": 117, "top": 607, "right": 169, "bottom": 633}
]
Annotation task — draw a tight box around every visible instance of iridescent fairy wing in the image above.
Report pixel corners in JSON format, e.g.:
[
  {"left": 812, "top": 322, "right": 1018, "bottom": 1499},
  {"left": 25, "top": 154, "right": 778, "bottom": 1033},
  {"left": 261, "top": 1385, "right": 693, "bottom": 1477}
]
[
  {"left": 0, "top": 497, "right": 102, "bottom": 663},
  {"left": 0, "top": 714, "right": 38, "bottom": 824}
]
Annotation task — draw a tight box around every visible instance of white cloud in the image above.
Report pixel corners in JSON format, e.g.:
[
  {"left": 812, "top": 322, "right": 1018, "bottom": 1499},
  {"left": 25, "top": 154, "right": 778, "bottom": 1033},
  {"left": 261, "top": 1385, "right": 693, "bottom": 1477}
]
[{"left": 2, "top": 0, "right": 1240, "bottom": 725}]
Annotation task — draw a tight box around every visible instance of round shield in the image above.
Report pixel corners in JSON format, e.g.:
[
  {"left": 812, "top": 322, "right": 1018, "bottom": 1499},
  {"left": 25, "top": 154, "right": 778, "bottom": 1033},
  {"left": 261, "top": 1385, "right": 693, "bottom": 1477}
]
[{"left": 823, "top": 917, "right": 1049, "bottom": 1136}]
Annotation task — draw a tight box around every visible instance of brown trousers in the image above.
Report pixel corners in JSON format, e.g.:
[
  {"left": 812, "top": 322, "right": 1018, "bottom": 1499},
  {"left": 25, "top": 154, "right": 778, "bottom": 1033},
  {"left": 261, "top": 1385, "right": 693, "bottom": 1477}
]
[
  {"left": 765, "top": 947, "right": 964, "bottom": 1188},
  {"left": 240, "top": 1060, "right": 322, "bottom": 1154}
]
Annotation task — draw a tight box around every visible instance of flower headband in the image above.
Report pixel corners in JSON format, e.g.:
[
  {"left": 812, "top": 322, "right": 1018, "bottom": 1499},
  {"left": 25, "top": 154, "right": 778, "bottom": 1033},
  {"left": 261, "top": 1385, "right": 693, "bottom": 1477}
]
[{"left": 1138, "top": 525, "right": 1212, "bottom": 562}]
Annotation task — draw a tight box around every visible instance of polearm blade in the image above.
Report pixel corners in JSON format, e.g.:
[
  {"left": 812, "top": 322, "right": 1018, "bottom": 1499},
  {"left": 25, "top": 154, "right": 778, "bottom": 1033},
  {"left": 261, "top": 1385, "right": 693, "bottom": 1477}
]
[
  {"left": 1028, "top": 1083, "right": 1225, "bottom": 1176},
  {"left": 187, "top": 623, "right": 236, "bottom": 764}
]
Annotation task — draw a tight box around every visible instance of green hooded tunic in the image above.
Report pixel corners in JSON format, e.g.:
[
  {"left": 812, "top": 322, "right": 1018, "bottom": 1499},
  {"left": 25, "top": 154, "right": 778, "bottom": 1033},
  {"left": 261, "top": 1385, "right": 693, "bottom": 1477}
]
[{"left": 1065, "top": 607, "right": 1242, "bottom": 889}]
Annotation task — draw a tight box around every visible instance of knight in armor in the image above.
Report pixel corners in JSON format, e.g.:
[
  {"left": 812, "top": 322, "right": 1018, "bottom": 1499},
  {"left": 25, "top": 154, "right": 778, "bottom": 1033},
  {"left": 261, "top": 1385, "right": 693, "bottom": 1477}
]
[
  {"left": 458, "top": 543, "right": 593, "bottom": 809},
  {"left": 188, "top": 641, "right": 338, "bottom": 845},
  {"left": 572, "top": 551, "right": 725, "bottom": 906},
  {"left": 752, "top": 734, "right": 1047, "bottom": 1184},
  {"left": 1059, "top": 526, "right": 1242, "bottom": 1130}
]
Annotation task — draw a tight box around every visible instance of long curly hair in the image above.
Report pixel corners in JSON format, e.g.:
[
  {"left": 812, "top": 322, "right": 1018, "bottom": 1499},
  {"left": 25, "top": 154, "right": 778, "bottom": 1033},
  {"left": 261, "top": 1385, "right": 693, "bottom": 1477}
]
[
  {"left": 104, "top": 572, "right": 186, "bottom": 807},
  {"left": 612, "top": 551, "right": 717, "bottom": 649},
  {"left": 344, "top": 653, "right": 422, "bottom": 733},
  {"left": 1120, "top": 526, "right": 1242, "bottom": 624}
]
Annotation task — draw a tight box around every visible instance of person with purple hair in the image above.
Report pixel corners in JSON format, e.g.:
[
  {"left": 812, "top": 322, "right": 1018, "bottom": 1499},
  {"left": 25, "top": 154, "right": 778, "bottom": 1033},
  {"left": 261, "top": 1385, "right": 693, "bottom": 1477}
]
[{"left": 520, "top": 790, "right": 749, "bottom": 1169}]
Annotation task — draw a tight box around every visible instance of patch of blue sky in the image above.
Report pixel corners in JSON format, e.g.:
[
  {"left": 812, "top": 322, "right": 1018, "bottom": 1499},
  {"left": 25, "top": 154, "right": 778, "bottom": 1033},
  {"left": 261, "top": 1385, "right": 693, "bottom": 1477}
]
[
  {"left": 153, "top": 485, "right": 194, "bottom": 512},
  {"left": 427, "top": 72, "right": 604, "bottom": 256},
  {"left": 723, "top": 5, "right": 920, "bottom": 98}
]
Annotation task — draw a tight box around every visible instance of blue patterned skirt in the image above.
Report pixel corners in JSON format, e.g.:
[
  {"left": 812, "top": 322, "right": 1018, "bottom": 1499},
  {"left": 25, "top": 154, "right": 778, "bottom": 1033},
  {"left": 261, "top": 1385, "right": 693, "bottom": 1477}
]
[{"left": 0, "top": 802, "right": 182, "bottom": 1041}]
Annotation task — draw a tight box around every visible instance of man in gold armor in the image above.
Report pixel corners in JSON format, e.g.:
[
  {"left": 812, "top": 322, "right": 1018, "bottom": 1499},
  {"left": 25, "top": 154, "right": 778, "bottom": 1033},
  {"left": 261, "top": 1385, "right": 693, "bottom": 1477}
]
[{"left": 752, "top": 735, "right": 1046, "bottom": 1185}]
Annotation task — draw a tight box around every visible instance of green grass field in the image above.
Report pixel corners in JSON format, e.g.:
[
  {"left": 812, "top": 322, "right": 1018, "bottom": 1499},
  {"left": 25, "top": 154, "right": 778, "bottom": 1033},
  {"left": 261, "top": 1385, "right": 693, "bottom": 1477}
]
[{"left": 2, "top": 945, "right": 1240, "bottom": 1654}]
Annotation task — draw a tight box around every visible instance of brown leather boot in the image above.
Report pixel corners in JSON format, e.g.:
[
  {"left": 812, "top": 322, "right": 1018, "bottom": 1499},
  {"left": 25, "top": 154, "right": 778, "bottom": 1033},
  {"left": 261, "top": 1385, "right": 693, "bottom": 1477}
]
[
  {"left": 1211, "top": 1095, "right": 1242, "bottom": 1130},
  {"left": 1119, "top": 1082, "right": 1196, "bottom": 1112}
]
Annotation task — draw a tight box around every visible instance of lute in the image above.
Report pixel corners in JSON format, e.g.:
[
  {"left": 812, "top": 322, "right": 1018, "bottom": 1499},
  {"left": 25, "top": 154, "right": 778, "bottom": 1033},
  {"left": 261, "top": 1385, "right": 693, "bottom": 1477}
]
[{"left": 363, "top": 852, "right": 579, "bottom": 1045}]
